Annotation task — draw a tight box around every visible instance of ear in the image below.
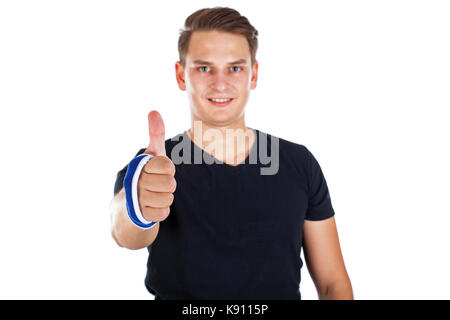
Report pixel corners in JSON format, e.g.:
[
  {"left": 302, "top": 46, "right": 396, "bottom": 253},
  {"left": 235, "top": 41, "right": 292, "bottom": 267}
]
[
  {"left": 250, "top": 60, "right": 258, "bottom": 90},
  {"left": 175, "top": 61, "right": 186, "bottom": 91}
]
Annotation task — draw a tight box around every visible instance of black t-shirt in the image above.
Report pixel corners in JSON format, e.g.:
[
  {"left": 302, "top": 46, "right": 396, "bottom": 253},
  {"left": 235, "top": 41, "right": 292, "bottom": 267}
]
[{"left": 113, "top": 128, "right": 335, "bottom": 300}]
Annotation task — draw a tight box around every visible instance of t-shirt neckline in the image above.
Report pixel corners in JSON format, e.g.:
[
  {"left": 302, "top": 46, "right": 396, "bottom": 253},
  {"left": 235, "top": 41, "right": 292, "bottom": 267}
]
[{"left": 182, "top": 127, "right": 259, "bottom": 170}]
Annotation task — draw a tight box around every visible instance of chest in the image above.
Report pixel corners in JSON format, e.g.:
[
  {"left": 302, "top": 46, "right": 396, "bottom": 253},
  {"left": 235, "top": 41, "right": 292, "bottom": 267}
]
[{"left": 171, "top": 164, "right": 309, "bottom": 241}]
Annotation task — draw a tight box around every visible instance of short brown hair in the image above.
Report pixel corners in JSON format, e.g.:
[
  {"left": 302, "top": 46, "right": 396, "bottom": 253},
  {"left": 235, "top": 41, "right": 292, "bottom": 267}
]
[{"left": 178, "top": 7, "right": 259, "bottom": 68}]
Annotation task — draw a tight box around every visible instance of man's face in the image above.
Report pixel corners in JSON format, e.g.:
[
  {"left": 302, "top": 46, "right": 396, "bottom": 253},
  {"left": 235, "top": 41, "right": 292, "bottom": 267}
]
[{"left": 175, "top": 30, "right": 258, "bottom": 127}]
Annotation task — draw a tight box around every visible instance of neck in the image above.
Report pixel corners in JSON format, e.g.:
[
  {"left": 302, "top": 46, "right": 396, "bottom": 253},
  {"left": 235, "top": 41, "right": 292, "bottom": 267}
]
[{"left": 187, "top": 114, "right": 255, "bottom": 166}]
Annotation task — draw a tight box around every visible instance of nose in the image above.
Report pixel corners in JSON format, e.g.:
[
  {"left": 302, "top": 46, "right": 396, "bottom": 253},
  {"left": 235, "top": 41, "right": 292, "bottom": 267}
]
[{"left": 210, "top": 71, "right": 229, "bottom": 92}]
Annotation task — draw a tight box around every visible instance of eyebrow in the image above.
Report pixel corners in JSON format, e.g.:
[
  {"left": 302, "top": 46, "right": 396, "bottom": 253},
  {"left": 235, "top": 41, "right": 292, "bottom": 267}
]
[{"left": 192, "top": 59, "right": 247, "bottom": 65}]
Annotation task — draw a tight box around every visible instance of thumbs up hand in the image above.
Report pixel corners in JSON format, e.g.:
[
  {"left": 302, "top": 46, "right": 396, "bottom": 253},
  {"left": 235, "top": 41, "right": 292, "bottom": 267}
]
[{"left": 137, "top": 111, "right": 176, "bottom": 222}]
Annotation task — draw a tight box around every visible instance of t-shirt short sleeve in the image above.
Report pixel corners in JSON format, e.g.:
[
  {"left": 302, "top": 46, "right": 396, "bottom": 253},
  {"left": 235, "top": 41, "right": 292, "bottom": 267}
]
[
  {"left": 113, "top": 148, "right": 146, "bottom": 196},
  {"left": 304, "top": 147, "right": 335, "bottom": 221}
]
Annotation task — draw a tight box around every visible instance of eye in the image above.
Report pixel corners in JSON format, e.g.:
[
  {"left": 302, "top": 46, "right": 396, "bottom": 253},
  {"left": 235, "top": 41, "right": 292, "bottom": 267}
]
[
  {"left": 198, "top": 66, "right": 210, "bottom": 72},
  {"left": 231, "top": 66, "right": 242, "bottom": 72}
]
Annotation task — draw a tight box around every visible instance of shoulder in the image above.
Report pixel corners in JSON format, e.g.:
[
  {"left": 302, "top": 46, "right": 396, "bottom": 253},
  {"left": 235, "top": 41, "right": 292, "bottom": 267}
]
[
  {"left": 256, "top": 128, "right": 311, "bottom": 160},
  {"left": 254, "top": 128, "right": 316, "bottom": 178}
]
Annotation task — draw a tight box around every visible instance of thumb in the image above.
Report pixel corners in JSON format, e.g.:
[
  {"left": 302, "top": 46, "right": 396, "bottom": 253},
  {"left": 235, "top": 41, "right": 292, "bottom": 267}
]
[{"left": 144, "top": 110, "right": 166, "bottom": 156}]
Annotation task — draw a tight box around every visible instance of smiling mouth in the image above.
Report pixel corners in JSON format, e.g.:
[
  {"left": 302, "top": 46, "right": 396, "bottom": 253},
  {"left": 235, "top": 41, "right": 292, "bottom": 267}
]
[{"left": 208, "top": 98, "right": 234, "bottom": 107}]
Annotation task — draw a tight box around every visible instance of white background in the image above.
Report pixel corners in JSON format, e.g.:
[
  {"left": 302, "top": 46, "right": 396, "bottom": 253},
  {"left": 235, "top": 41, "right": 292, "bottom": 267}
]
[{"left": 0, "top": 0, "right": 449, "bottom": 299}]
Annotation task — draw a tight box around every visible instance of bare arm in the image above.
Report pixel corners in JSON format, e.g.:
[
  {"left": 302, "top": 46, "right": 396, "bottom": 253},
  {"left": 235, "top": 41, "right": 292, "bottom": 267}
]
[
  {"left": 109, "top": 187, "right": 159, "bottom": 250},
  {"left": 302, "top": 216, "right": 353, "bottom": 300}
]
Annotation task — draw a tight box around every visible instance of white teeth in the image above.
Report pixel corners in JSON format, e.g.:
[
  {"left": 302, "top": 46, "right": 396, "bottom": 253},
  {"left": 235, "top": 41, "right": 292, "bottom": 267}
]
[{"left": 210, "top": 98, "right": 231, "bottom": 102}]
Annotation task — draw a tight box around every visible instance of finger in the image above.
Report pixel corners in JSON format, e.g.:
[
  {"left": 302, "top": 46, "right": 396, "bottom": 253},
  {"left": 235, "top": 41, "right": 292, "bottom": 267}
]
[
  {"left": 139, "top": 173, "right": 177, "bottom": 193},
  {"left": 144, "top": 110, "right": 166, "bottom": 156},
  {"left": 142, "top": 156, "right": 176, "bottom": 176},
  {"left": 141, "top": 206, "right": 170, "bottom": 222},
  {"left": 138, "top": 190, "right": 174, "bottom": 208}
]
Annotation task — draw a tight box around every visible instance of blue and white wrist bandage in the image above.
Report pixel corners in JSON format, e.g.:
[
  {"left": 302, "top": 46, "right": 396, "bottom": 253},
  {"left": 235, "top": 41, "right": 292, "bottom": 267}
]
[{"left": 123, "top": 153, "right": 157, "bottom": 229}]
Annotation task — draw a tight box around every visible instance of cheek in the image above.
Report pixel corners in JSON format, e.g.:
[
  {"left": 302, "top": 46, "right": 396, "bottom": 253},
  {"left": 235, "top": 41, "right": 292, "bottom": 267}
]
[
  {"left": 233, "top": 72, "right": 250, "bottom": 87},
  {"left": 236, "top": 78, "right": 251, "bottom": 95},
  {"left": 187, "top": 80, "right": 203, "bottom": 97},
  {"left": 188, "top": 75, "right": 207, "bottom": 91}
]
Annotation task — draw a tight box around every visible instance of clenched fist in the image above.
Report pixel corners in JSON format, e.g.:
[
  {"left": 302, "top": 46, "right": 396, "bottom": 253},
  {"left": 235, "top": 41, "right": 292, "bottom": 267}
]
[{"left": 137, "top": 111, "right": 176, "bottom": 222}]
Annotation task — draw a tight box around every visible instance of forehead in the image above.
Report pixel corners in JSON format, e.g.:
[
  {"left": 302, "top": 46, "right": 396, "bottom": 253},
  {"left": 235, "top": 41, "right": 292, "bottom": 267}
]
[{"left": 186, "top": 30, "right": 251, "bottom": 64}]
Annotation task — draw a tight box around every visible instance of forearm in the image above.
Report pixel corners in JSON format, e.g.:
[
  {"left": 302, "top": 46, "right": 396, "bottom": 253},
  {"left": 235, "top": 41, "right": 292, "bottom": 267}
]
[
  {"left": 319, "top": 280, "right": 354, "bottom": 300},
  {"left": 110, "top": 188, "right": 159, "bottom": 250}
]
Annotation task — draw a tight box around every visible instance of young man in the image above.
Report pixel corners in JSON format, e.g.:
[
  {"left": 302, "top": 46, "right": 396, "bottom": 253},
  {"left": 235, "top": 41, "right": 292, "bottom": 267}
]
[{"left": 110, "top": 7, "right": 353, "bottom": 300}]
